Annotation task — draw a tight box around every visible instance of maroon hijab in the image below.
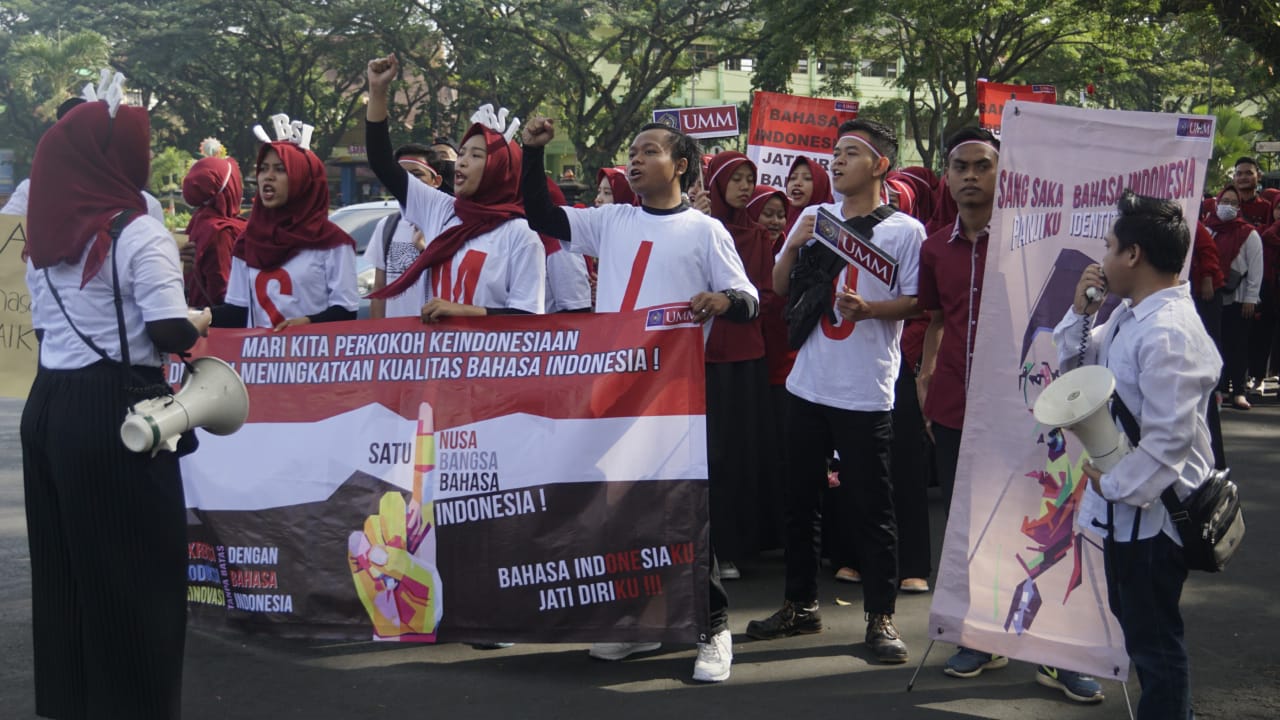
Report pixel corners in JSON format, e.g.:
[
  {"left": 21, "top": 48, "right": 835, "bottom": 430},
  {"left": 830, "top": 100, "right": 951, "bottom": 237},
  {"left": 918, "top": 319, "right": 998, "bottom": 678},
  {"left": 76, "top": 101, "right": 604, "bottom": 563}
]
[
  {"left": 235, "top": 141, "right": 353, "bottom": 270},
  {"left": 887, "top": 166, "right": 939, "bottom": 224},
  {"left": 27, "top": 101, "right": 150, "bottom": 287},
  {"left": 371, "top": 124, "right": 525, "bottom": 299},
  {"left": 746, "top": 184, "right": 788, "bottom": 253},
  {"left": 704, "top": 152, "right": 771, "bottom": 363},
  {"left": 184, "top": 156, "right": 246, "bottom": 254},
  {"left": 783, "top": 155, "right": 833, "bottom": 234},
  {"left": 596, "top": 167, "right": 638, "bottom": 206}
]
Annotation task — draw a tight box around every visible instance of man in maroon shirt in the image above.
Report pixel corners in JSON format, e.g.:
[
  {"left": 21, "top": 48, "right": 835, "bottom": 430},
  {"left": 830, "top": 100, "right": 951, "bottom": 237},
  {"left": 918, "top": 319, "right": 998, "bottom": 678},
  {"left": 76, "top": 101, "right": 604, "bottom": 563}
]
[
  {"left": 916, "top": 127, "right": 1104, "bottom": 703},
  {"left": 1231, "top": 158, "right": 1273, "bottom": 229}
]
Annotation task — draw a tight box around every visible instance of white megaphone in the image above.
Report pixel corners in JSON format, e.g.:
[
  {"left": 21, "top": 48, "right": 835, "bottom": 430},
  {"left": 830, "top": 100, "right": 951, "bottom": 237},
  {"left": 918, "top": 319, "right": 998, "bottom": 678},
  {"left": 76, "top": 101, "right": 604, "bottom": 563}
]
[
  {"left": 120, "top": 357, "right": 249, "bottom": 455},
  {"left": 1032, "top": 365, "right": 1132, "bottom": 472}
]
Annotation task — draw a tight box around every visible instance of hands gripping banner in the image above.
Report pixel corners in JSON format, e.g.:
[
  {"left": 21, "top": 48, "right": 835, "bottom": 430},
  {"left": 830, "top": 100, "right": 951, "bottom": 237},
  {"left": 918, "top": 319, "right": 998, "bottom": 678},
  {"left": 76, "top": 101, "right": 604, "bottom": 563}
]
[
  {"left": 929, "top": 102, "right": 1214, "bottom": 679},
  {"left": 180, "top": 310, "right": 710, "bottom": 644}
]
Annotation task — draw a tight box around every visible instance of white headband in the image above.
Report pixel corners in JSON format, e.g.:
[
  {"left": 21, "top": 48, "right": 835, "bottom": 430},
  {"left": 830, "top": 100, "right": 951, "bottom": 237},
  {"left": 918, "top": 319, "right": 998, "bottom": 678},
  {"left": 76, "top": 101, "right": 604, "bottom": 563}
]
[
  {"left": 706, "top": 156, "right": 750, "bottom": 190},
  {"left": 398, "top": 157, "right": 438, "bottom": 176},
  {"left": 948, "top": 140, "right": 999, "bottom": 158},
  {"left": 837, "top": 134, "right": 882, "bottom": 160}
]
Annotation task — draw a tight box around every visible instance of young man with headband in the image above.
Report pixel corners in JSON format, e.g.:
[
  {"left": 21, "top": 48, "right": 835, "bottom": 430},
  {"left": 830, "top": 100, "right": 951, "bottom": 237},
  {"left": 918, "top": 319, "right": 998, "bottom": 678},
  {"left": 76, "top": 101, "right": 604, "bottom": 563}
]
[{"left": 747, "top": 119, "right": 922, "bottom": 664}]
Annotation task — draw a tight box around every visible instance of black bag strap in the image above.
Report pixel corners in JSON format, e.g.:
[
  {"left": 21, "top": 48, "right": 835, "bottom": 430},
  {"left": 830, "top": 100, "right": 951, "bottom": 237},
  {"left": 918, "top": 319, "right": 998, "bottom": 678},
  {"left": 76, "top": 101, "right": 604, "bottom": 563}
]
[
  {"left": 43, "top": 209, "right": 140, "bottom": 371},
  {"left": 1110, "top": 391, "right": 1191, "bottom": 526},
  {"left": 381, "top": 211, "right": 401, "bottom": 262}
]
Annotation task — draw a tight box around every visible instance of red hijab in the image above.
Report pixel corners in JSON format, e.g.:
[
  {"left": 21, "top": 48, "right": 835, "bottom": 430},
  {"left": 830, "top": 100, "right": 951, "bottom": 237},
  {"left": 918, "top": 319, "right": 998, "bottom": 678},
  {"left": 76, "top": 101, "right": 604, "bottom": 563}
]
[
  {"left": 1205, "top": 190, "right": 1255, "bottom": 270},
  {"left": 746, "top": 184, "right": 788, "bottom": 254},
  {"left": 27, "top": 101, "right": 150, "bottom": 287},
  {"left": 235, "top": 141, "right": 353, "bottom": 270},
  {"left": 887, "top": 166, "right": 938, "bottom": 224},
  {"left": 783, "top": 156, "right": 833, "bottom": 234},
  {"left": 596, "top": 167, "right": 638, "bottom": 206},
  {"left": 183, "top": 156, "right": 246, "bottom": 251},
  {"left": 371, "top": 124, "right": 524, "bottom": 299},
  {"left": 704, "top": 152, "right": 771, "bottom": 363}
]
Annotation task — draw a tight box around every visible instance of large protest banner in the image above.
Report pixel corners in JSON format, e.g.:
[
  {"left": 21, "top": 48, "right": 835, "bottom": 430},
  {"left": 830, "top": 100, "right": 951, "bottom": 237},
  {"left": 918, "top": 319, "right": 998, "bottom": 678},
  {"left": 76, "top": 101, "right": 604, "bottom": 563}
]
[
  {"left": 976, "top": 80, "right": 1057, "bottom": 134},
  {"left": 181, "top": 309, "right": 711, "bottom": 644},
  {"left": 929, "top": 102, "right": 1215, "bottom": 679},
  {"left": 746, "top": 90, "right": 858, "bottom": 190},
  {"left": 0, "top": 215, "right": 36, "bottom": 398}
]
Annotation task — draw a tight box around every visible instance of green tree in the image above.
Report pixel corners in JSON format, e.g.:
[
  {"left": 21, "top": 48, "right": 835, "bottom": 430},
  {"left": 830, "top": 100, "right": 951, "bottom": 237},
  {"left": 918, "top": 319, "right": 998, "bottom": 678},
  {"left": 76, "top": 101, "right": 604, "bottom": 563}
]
[
  {"left": 1194, "top": 104, "right": 1263, "bottom": 187},
  {"left": 150, "top": 146, "right": 195, "bottom": 215}
]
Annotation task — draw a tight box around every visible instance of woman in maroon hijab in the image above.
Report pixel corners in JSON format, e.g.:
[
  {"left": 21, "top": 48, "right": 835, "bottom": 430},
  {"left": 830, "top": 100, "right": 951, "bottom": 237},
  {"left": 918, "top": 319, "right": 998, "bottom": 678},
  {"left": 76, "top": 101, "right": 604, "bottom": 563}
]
[
  {"left": 783, "top": 155, "right": 833, "bottom": 235},
  {"left": 23, "top": 82, "right": 206, "bottom": 719},
  {"left": 182, "top": 156, "right": 245, "bottom": 307},
  {"left": 701, "top": 152, "right": 774, "bottom": 578},
  {"left": 595, "top": 166, "right": 638, "bottom": 207}
]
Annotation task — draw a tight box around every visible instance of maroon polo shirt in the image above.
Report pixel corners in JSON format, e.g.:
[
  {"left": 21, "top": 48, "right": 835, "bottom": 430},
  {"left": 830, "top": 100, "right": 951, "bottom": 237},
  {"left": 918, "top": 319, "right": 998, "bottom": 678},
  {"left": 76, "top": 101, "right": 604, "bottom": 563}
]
[
  {"left": 917, "top": 218, "right": 988, "bottom": 430},
  {"left": 1240, "top": 193, "right": 1274, "bottom": 230}
]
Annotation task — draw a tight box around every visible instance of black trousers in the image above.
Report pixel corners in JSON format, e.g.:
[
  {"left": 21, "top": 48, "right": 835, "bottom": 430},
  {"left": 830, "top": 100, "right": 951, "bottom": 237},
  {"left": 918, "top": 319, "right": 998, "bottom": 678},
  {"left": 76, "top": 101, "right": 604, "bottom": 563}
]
[
  {"left": 705, "top": 359, "right": 767, "bottom": 564},
  {"left": 782, "top": 392, "right": 897, "bottom": 614},
  {"left": 932, "top": 422, "right": 963, "bottom": 518},
  {"left": 1220, "top": 302, "right": 1251, "bottom": 395},
  {"left": 1248, "top": 282, "right": 1279, "bottom": 380},
  {"left": 22, "top": 363, "right": 188, "bottom": 720},
  {"left": 830, "top": 360, "right": 932, "bottom": 579},
  {"left": 1105, "top": 533, "right": 1192, "bottom": 720}
]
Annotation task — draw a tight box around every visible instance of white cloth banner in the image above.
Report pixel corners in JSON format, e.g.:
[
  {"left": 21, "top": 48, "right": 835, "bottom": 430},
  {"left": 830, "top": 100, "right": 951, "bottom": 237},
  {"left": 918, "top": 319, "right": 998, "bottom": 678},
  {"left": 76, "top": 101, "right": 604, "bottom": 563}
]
[{"left": 929, "top": 102, "right": 1215, "bottom": 680}]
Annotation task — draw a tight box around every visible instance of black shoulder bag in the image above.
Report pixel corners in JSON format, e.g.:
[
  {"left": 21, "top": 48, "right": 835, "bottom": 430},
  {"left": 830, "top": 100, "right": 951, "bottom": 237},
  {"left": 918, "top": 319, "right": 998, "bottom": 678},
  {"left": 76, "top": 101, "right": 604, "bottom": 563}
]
[
  {"left": 784, "top": 205, "right": 895, "bottom": 349},
  {"left": 1111, "top": 394, "right": 1245, "bottom": 572}
]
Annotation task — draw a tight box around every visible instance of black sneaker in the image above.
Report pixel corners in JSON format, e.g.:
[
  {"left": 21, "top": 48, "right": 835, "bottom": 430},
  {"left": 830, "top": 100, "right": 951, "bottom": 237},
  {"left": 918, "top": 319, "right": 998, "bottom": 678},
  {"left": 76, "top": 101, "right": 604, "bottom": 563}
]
[
  {"left": 745, "top": 600, "right": 823, "bottom": 640},
  {"left": 865, "top": 613, "right": 908, "bottom": 663}
]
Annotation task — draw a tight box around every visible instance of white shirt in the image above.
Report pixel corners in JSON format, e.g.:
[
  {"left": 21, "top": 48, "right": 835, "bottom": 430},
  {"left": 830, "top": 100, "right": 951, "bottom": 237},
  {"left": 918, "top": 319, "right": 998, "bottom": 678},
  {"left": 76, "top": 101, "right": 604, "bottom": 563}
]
[
  {"left": 403, "top": 177, "right": 545, "bottom": 313},
  {"left": 545, "top": 242, "right": 593, "bottom": 312},
  {"left": 224, "top": 246, "right": 360, "bottom": 328},
  {"left": 562, "top": 204, "right": 757, "bottom": 312},
  {"left": 30, "top": 213, "right": 188, "bottom": 369},
  {"left": 1219, "top": 228, "right": 1263, "bottom": 306},
  {"left": 1053, "top": 282, "right": 1220, "bottom": 543},
  {"left": 783, "top": 204, "right": 924, "bottom": 412},
  {"left": 2, "top": 180, "right": 165, "bottom": 226},
  {"left": 1, "top": 179, "right": 28, "bottom": 215},
  {"left": 364, "top": 214, "right": 427, "bottom": 319}
]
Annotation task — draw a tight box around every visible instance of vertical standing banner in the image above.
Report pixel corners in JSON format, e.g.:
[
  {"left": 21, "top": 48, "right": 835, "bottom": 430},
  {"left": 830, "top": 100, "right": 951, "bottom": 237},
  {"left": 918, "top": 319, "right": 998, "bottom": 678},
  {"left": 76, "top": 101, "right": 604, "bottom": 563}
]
[
  {"left": 976, "top": 80, "right": 1057, "bottom": 134},
  {"left": 181, "top": 310, "right": 711, "bottom": 644},
  {"left": 929, "top": 102, "right": 1215, "bottom": 679},
  {"left": 746, "top": 90, "right": 858, "bottom": 189},
  {"left": 0, "top": 215, "right": 37, "bottom": 398}
]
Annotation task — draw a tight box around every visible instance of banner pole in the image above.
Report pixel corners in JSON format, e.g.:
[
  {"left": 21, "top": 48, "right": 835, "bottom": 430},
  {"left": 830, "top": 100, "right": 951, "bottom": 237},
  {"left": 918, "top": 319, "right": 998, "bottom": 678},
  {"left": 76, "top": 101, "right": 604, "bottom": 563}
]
[{"left": 906, "top": 638, "right": 936, "bottom": 691}]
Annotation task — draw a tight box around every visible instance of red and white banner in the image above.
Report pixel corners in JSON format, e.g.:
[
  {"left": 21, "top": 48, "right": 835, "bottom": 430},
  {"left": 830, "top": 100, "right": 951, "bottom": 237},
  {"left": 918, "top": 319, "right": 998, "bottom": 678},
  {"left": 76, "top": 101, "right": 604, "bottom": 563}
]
[
  {"left": 746, "top": 90, "right": 858, "bottom": 189},
  {"left": 179, "top": 311, "right": 711, "bottom": 643},
  {"left": 930, "top": 102, "right": 1214, "bottom": 679},
  {"left": 976, "top": 80, "right": 1057, "bottom": 134},
  {"left": 653, "top": 105, "right": 740, "bottom": 140}
]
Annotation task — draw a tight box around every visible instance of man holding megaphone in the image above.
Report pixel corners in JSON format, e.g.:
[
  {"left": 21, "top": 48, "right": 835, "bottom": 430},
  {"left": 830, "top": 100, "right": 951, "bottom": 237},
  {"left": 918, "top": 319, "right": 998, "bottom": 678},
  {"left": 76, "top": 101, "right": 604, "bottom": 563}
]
[{"left": 1049, "top": 190, "right": 1220, "bottom": 720}]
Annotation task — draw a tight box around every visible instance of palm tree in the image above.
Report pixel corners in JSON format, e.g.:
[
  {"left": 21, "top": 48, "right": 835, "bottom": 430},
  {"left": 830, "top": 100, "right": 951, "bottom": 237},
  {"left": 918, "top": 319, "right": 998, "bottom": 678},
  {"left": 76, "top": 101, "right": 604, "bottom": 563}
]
[
  {"left": 9, "top": 30, "right": 110, "bottom": 120},
  {"left": 1192, "top": 104, "right": 1263, "bottom": 191}
]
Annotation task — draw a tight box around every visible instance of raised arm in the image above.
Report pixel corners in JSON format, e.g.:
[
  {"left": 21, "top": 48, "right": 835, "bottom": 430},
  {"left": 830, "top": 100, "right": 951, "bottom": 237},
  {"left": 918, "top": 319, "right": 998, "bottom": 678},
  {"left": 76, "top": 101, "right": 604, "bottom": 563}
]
[
  {"left": 365, "top": 54, "right": 408, "bottom": 206},
  {"left": 519, "top": 117, "right": 572, "bottom": 240}
]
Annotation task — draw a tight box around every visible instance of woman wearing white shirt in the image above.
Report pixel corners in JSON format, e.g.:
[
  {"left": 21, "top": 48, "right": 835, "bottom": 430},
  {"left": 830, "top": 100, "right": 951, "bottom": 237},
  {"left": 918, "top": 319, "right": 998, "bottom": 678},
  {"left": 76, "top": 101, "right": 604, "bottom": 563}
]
[
  {"left": 22, "top": 83, "right": 209, "bottom": 719},
  {"left": 211, "top": 135, "right": 359, "bottom": 329}
]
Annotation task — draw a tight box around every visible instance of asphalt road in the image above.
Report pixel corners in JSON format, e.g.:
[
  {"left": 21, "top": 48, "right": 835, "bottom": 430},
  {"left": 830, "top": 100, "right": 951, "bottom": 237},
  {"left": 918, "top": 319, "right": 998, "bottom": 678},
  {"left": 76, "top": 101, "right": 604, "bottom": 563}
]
[{"left": 1, "top": 395, "right": 1277, "bottom": 719}]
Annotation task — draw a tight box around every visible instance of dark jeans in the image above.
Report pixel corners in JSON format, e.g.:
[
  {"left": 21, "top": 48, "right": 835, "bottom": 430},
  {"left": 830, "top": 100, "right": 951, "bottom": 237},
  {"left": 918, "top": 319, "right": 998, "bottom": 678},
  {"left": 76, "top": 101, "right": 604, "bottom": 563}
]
[
  {"left": 1247, "top": 282, "right": 1278, "bottom": 380},
  {"left": 708, "top": 553, "right": 729, "bottom": 637},
  {"left": 932, "top": 422, "right": 962, "bottom": 517},
  {"left": 783, "top": 392, "right": 897, "bottom": 614},
  {"left": 1221, "top": 302, "right": 1251, "bottom": 395},
  {"left": 1106, "top": 532, "right": 1192, "bottom": 720}
]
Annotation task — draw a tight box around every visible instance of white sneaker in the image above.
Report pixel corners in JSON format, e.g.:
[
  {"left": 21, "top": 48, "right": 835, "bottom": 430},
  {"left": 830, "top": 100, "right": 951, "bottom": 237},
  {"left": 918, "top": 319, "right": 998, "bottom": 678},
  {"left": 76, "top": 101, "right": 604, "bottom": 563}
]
[
  {"left": 692, "top": 629, "right": 733, "bottom": 682},
  {"left": 588, "top": 641, "right": 661, "bottom": 661},
  {"left": 719, "top": 561, "right": 741, "bottom": 580}
]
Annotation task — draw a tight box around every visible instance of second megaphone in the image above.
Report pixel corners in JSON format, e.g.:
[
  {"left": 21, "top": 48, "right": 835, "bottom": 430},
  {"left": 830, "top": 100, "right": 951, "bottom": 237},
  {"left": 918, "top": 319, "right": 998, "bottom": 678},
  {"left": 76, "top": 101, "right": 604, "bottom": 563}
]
[
  {"left": 120, "top": 357, "right": 250, "bottom": 455},
  {"left": 1032, "top": 364, "right": 1131, "bottom": 472}
]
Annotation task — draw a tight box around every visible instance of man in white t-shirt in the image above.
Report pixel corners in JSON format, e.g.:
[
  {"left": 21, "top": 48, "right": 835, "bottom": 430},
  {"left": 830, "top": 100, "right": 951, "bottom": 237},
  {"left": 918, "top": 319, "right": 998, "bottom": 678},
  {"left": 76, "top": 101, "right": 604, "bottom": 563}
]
[
  {"left": 745, "top": 119, "right": 923, "bottom": 665},
  {"left": 521, "top": 116, "right": 758, "bottom": 684},
  {"left": 366, "top": 144, "right": 443, "bottom": 319}
]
